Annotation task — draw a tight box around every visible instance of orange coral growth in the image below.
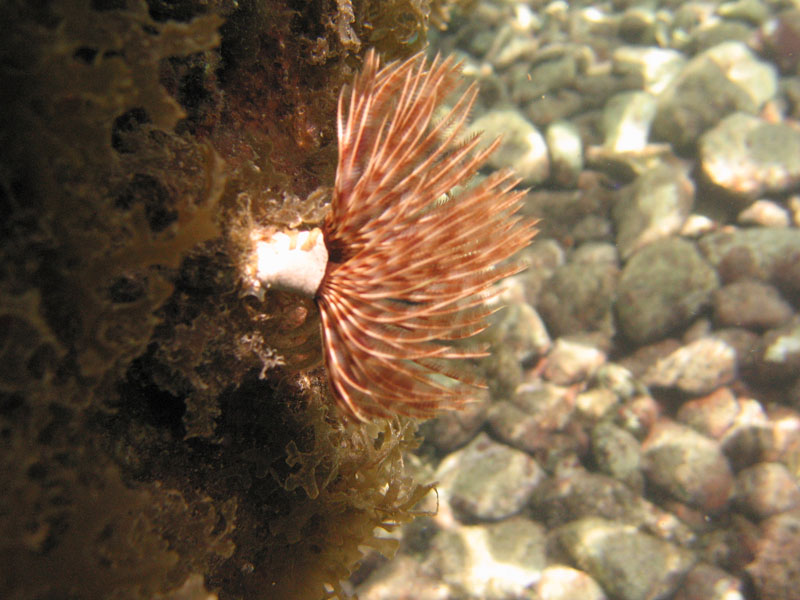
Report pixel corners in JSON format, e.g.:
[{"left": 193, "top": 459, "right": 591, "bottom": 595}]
[{"left": 317, "top": 50, "right": 537, "bottom": 421}]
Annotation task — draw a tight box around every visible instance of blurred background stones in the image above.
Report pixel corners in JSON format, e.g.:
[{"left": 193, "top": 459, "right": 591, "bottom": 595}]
[{"left": 356, "top": 2, "right": 800, "bottom": 600}]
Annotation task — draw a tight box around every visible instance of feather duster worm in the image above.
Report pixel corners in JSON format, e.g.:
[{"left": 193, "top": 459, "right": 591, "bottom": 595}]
[{"left": 248, "top": 50, "right": 536, "bottom": 421}]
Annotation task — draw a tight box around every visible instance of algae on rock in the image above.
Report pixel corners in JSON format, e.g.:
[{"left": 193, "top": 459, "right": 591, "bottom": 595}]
[{"left": 0, "top": 0, "right": 460, "bottom": 598}]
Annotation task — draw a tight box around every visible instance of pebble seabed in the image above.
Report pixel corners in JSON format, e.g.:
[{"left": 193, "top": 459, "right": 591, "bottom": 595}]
[{"left": 351, "top": 2, "right": 800, "bottom": 600}]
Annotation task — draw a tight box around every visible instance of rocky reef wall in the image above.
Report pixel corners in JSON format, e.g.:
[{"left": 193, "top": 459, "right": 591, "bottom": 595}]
[{"left": 0, "top": 1, "right": 463, "bottom": 598}]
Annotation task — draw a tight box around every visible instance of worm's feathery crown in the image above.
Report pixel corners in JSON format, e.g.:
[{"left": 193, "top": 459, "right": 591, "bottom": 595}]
[{"left": 317, "top": 50, "right": 536, "bottom": 421}]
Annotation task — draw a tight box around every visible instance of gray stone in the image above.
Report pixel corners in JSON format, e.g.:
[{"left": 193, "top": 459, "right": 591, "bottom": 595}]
[
  {"left": 738, "top": 199, "right": 791, "bottom": 228},
  {"left": 356, "top": 555, "right": 453, "bottom": 600},
  {"left": 719, "top": 407, "right": 774, "bottom": 470},
  {"left": 618, "top": 6, "right": 658, "bottom": 45},
  {"left": 652, "top": 41, "right": 777, "bottom": 151},
  {"left": 512, "top": 54, "right": 578, "bottom": 104},
  {"left": 613, "top": 164, "right": 694, "bottom": 259},
  {"left": 643, "top": 420, "right": 734, "bottom": 512},
  {"left": 492, "top": 35, "right": 540, "bottom": 69},
  {"left": 525, "top": 176, "right": 614, "bottom": 244},
  {"left": 735, "top": 462, "right": 800, "bottom": 519},
  {"left": 688, "top": 21, "right": 755, "bottom": 54},
  {"left": 699, "top": 113, "right": 800, "bottom": 199},
  {"left": 538, "top": 255, "right": 619, "bottom": 340},
  {"left": 576, "top": 388, "right": 620, "bottom": 421},
  {"left": 426, "top": 517, "right": 546, "bottom": 600},
  {"left": 713, "top": 328, "right": 762, "bottom": 375},
  {"left": 747, "top": 510, "right": 800, "bottom": 600},
  {"left": 491, "top": 292, "right": 552, "bottom": 361},
  {"left": 536, "top": 565, "right": 607, "bottom": 600},
  {"left": 700, "top": 227, "right": 800, "bottom": 285},
  {"left": 542, "top": 338, "right": 607, "bottom": 386},
  {"left": 469, "top": 109, "right": 549, "bottom": 185},
  {"left": 546, "top": 120, "right": 583, "bottom": 187},
  {"left": 518, "top": 238, "right": 566, "bottom": 304},
  {"left": 676, "top": 387, "right": 741, "bottom": 439},
  {"left": 572, "top": 214, "right": 614, "bottom": 244},
  {"left": 556, "top": 517, "right": 696, "bottom": 600},
  {"left": 592, "top": 422, "right": 643, "bottom": 490},
  {"left": 526, "top": 89, "right": 584, "bottom": 126},
  {"left": 761, "top": 8, "right": 800, "bottom": 72},
  {"left": 713, "top": 279, "right": 794, "bottom": 331},
  {"left": 421, "top": 390, "right": 490, "bottom": 454},
  {"left": 572, "top": 241, "right": 618, "bottom": 265},
  {"left": 593, "top": 362, "right": 642, "bottom": 401},
  {"left": 755, "top": 318, "right": 800, "bottom": 382},
  {"left": 673, "top": 563, "right": 745, "bottom": 600},
  {"left": 435, "top": 432, "right": 544, "bottom": 521},
  {"left": 723, "top": 406, "right": 800, "bottom": 472},
  {"left": 612, "top": 46, "right": 686, "bottom": 94},
  {"left": 487, "top": 383, "right": 582, "bottom": 466},
  {"left": 641, "top": 336, "right": 736, "bottom": 396},
  {"left": 717, "top": 0, "right": 769, "bottom": 25},
  {"left": 532, "top": 467, "right": 695, "bottom": 545},
  {"left": 602, "top": 91, "right": 658, "bottom": 153},
  {"left": 616, "top": 238, "right": 719, "bottom": 345}
]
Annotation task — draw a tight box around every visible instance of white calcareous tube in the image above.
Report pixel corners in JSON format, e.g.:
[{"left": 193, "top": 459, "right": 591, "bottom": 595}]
[{"left": 245, "top": 227, "right": 328, "bottom": 298}]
